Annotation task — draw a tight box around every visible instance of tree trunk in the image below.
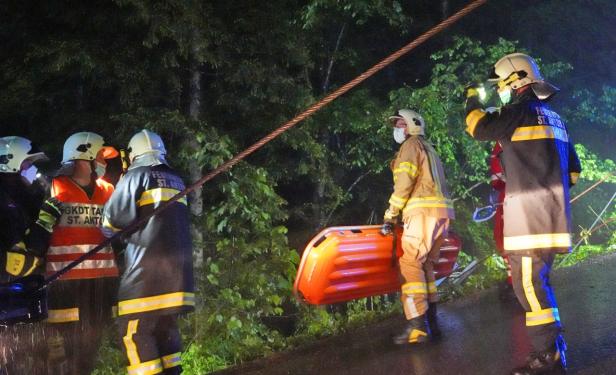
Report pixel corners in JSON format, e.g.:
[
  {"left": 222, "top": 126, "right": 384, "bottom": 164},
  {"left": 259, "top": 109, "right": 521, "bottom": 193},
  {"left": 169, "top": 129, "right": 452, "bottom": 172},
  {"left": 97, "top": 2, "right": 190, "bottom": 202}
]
[
  {"left": 313, "top": 24, "right": 346, "bottom": 230},
  {"left": 185, "top": 29, "right": 204, "bottom": 267},
  {"left": 440, "top": 0, "right": 450, "bottom": 20}
]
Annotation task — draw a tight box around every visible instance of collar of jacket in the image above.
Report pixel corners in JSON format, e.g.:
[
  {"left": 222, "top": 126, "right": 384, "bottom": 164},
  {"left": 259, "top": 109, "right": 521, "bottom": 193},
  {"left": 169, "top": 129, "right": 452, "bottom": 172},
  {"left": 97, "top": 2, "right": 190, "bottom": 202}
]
[
  {"left": 129, "top": 153, "right": 168, "bottom": 170},
  {"left": 510, "top": 86, "right": 538, "bottom": 105}
]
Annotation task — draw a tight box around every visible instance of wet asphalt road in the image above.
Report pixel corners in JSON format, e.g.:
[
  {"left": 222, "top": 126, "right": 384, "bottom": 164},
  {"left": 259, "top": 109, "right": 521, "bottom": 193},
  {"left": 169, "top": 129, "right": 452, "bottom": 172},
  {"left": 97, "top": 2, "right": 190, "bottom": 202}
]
[{"left": 216, "top": 253, "right": 616, "bottom": 375}]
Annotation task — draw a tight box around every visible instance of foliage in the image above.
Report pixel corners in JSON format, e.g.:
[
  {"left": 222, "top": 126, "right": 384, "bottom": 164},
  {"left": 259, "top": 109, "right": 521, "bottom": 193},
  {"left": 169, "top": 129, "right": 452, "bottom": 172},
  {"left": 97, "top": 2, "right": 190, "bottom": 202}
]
[
  {"left": 574, "top": 144, "right": 616, "bottom": 182},
  {"left": 90, "top": 334, "right": 125, "bottom": 375},
  {"left": 556, "top": 245, "right": 616, "bottom": 268}
]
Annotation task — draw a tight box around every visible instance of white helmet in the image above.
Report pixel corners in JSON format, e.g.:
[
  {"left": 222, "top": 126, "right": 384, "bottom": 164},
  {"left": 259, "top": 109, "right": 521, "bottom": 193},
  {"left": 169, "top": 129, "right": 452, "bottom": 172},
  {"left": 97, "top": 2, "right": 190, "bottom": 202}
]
[
  {"left": 489, "top": 53, "right": 559, "bottom": 100},
  {"left": 389, "top": 109, "right": 425, "bottom": 136},
  {"left": 127, "top": 129, "right": 166, "bottom": 162},
  {"left": 0, "top": 136, "right": 47, "bottom": 173},
  {"left": 62, "top": 132, "right": 106, "bottom": 163}
]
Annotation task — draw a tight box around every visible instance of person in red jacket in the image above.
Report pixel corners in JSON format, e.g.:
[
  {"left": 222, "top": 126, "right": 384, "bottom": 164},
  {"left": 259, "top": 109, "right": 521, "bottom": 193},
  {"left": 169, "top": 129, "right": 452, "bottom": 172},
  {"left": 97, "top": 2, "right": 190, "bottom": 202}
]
[
  {"left": 490, "top": 142, "right": 513, "bottom": 298},
  {"left": 27, "top": 132, "right": 119, "bottom": 375}
]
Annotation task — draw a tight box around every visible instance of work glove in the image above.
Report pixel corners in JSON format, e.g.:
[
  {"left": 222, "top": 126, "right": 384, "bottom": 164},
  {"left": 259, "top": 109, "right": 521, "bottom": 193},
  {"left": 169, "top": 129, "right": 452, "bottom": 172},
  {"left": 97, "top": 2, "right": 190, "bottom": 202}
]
[
  {"left": 380, "top": 222, "right": 394, "bottom": 236},
  {"left": 382, "top": 208, "right": 398, "bottom": 235},
  {"left": 24, "top": 197, "right": 65, "bottom": 257},
  {"left": 36, "top": 197, "right": 64, "bottom": 232},
  {"left": 464, "top": 84, "right": 481, "bottom": 99}
]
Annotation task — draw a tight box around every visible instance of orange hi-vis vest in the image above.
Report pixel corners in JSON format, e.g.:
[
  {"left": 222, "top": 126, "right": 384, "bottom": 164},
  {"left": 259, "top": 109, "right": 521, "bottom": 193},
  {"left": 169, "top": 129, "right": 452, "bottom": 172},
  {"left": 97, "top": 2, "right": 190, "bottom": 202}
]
[{"left": 47, "top": 176, "right": 118, "bottom": 280}]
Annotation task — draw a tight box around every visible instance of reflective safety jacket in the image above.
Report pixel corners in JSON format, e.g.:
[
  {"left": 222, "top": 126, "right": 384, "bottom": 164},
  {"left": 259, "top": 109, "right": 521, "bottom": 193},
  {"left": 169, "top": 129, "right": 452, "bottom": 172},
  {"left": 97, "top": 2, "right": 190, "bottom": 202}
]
[
  {"left": 465, "top": 90, "right": 581, "bottom": 254},
  {"left": 47, "top": 176, "right": 118, "bottom": 279},
  {"left": 102, "top": 162, "right": 194, "bottom": 318},
  {"left": 384, "top": 136, "right": 455, "bottom": 222}
]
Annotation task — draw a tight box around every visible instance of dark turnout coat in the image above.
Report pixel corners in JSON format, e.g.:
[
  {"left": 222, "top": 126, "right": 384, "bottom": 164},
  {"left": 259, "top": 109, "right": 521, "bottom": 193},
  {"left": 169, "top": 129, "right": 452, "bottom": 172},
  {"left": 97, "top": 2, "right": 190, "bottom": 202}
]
[
  {"left": 102, "top": 158, "right": 194, "bottom": 317},
  {"left": 465, "top": 90, "right": 581, "bottom": 255}
]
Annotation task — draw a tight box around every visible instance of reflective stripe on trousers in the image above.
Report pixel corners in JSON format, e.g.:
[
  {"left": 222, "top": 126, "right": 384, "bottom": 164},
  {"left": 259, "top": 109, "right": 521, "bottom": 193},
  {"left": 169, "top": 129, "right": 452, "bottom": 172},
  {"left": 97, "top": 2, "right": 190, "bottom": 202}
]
[
  {"left": 119, "top": 315, "right": 183, "bottom": 375},
  {"left": 509, "top": 253, "right": 561, "bottom": 352}
]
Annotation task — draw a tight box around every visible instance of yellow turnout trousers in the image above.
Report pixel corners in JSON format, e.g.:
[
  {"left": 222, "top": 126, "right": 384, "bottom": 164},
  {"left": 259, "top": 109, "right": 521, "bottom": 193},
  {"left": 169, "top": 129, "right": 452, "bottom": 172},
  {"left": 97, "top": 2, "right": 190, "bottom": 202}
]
[{"left": 399, "top": 215, "right": 449, "bottom": 320}]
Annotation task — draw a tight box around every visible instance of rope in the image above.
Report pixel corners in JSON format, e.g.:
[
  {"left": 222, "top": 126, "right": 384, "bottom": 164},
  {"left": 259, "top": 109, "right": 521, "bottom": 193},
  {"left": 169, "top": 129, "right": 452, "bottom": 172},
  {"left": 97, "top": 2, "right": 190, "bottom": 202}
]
[
  {"left": 557, "top": 190, "right": 616, "bottom": 267},
  {"left": 43, "top": 0, "right": 488, "bottom": 286},
  {"left": 570, "top": 170, "right": 615, "bottom": 203}
]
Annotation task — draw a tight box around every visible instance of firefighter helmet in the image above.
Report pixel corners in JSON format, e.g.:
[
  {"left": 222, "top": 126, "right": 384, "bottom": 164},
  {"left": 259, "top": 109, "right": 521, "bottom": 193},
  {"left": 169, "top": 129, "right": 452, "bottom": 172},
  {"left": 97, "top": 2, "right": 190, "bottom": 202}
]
[
  {"left": 489, "top": 53, "right": 559, "bottom": 100},
  {"left": 62, "top": 132, "right": 107, "bottom": 163},
  {"left": 389, "top": 109, "right": 425, "bottom": 136},
  {"left": 0, "top": 136, "right": 47, "bottom": 173},
  {"left": 127, "top": 129, "right": 166, "bottom": 162}
]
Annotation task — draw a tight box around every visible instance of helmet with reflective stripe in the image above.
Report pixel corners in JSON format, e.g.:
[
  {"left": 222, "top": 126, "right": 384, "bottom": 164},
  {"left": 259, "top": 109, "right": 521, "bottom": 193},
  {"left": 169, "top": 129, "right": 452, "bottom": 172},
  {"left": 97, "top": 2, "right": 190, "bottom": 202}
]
[
  {"left": 127, "top": 129, "right": 166, "bottom": 162},
  {"left": 389, "top": 109, "right": 425, "bottom": 136},
  {"left": 62, "top": 132, "right": 106, "bottom": 164},
  {"left": 0, "top": 136, "right": 47, "bottom": 173},
  {"left": 489, "top": 53, "right": 559, "bottom": 100}
]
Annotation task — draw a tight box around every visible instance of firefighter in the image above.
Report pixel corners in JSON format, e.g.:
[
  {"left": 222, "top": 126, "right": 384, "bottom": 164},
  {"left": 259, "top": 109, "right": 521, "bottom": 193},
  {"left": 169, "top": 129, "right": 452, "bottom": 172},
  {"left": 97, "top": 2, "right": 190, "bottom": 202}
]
[
  {"left": 490, "top": 142, "right": 514, "bottom": 299},
  {"left": 464, "top": 53, "right": 581, "bottom": 374},
  {"left": 102, "top": 129, "right": 194, "bottom": 375},
  {"left": 0, "top": 136, "right": 48, "bottom": 282},
  {"left": 0, "top": 136, "right": 48, "bottom": 375},
  {"left": 381, "top": 109, "right": 455, "bottom": 345},
  {"left": 26, "top": 131, "right": 119, "bottom": 375}
]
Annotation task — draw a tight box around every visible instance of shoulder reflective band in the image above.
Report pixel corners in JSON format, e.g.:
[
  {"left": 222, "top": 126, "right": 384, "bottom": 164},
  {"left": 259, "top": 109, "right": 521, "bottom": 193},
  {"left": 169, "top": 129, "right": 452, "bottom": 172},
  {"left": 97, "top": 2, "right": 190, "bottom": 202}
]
[{"left": 394, "top": 162, "right": 418, "bottom": 178}]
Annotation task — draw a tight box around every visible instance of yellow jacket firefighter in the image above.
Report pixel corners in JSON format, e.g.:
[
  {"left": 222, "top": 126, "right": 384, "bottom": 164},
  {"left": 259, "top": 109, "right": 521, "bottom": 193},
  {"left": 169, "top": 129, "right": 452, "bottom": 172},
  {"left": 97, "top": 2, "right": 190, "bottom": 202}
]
[{"left": 384, "top": 136, "right": 455, "bottom": 222}]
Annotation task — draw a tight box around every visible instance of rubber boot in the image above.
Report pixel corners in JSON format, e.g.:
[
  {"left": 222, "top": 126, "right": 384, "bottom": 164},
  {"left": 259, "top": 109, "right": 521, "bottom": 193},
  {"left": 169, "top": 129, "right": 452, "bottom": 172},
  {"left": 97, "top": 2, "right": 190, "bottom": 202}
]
[
  {"left": 510, "top": 349, "right": 564, "bottom": 375},
  {"left": 427, "top": 303, "right": 441, "bottom": 338},
  {"left": 393, "top": 316, "right": 429, "bottom": 345}
]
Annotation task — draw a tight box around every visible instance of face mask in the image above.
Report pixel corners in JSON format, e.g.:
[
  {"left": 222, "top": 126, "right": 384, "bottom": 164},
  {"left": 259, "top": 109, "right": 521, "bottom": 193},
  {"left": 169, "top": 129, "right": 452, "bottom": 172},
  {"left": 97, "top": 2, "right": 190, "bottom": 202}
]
[
  {"left": 498, "top": 87, "right": 512, "bottom": 105},
  {"left": 20, "top": 165, "right": 38, "bottom": 184},
  {"left": 95, "top": 162, "right": 106, "bottom": 178},
  {"left": 393, "top": 127, "right": 407, "bottom": 144}
]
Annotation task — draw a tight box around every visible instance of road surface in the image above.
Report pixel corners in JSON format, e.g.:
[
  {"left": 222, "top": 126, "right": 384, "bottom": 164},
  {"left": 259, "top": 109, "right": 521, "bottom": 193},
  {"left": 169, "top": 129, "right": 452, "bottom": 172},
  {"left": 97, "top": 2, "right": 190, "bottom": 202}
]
[{"left": 216, "top": 253, "right": 616, "bottom": 374}]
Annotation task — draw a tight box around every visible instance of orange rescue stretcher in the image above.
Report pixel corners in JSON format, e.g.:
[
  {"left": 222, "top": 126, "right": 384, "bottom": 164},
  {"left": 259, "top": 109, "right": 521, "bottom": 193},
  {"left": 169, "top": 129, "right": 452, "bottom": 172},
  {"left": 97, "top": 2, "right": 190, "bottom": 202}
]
[{"left": 293, "top": 225, "right": 462, "bottom": 305}]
